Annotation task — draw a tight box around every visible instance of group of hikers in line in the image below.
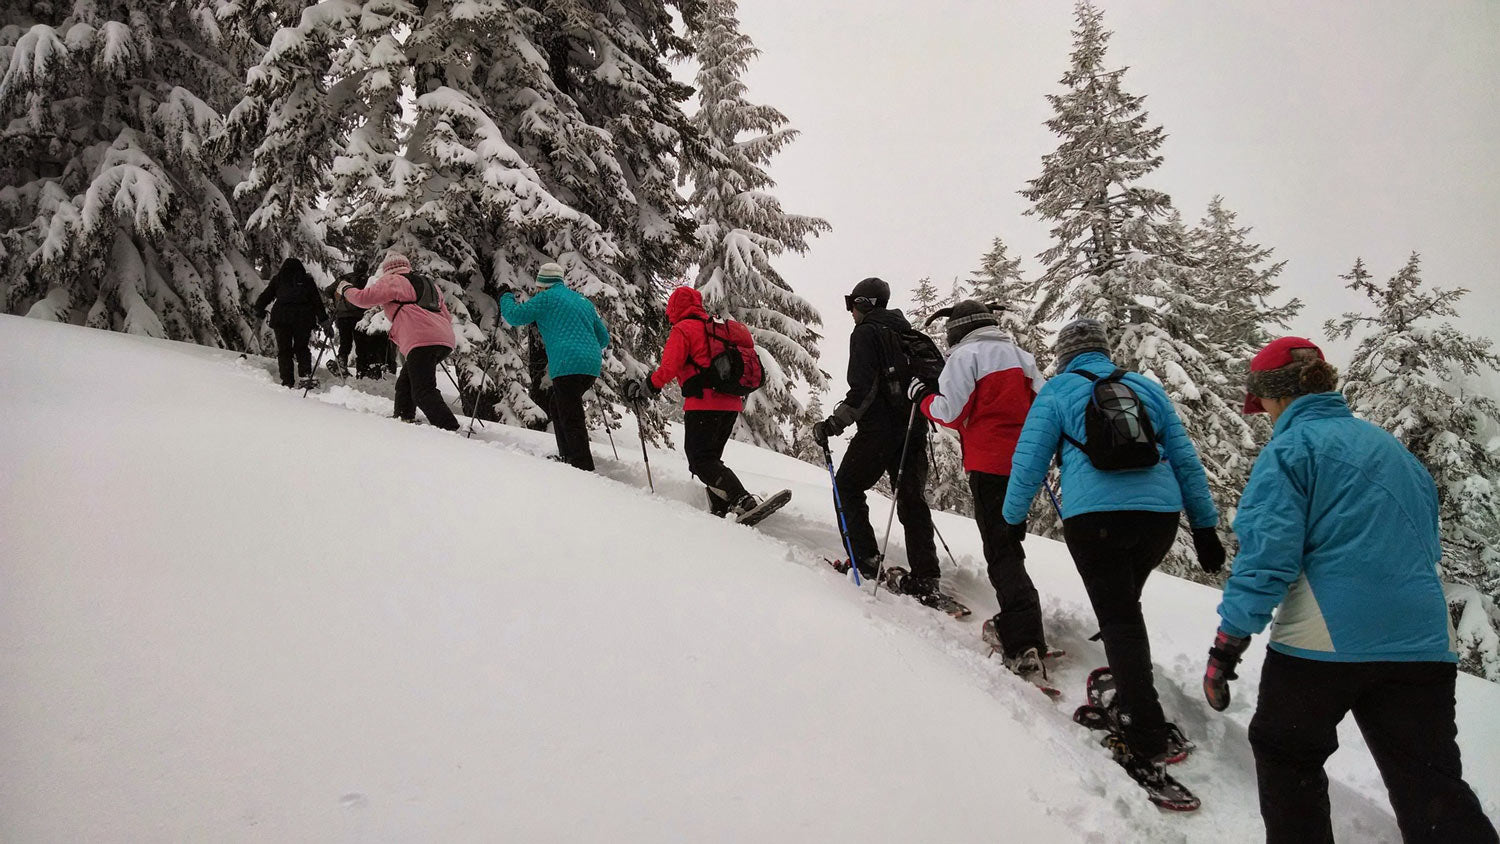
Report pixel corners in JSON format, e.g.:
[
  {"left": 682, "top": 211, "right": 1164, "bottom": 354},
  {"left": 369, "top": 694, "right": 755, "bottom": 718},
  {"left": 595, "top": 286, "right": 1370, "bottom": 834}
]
[{"left": 254, "top": 254, "right": 1497, "bottom": 840}]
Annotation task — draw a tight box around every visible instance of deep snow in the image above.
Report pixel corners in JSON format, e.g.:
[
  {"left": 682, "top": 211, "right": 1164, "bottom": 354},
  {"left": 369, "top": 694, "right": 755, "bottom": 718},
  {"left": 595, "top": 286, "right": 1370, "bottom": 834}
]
[{"left": 1, "top": 316, "right": 1495, "bottom": 842}]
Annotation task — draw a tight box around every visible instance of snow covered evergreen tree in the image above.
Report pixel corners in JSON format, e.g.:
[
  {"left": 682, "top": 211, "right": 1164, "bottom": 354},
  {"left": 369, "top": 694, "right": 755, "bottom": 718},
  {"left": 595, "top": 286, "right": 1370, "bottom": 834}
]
[
  {"left": 684, "top": 0, "right": 828, "bottom": 451},
  {"left": 229, "top": 0, "right": 703, "bottom": 429},
  {"left": 1188, "top": 196, "right": 1300, "bottom": 437},
  {"left": 969, "top": 235, "right": 1049, "bottom": 362},
  {"left": 1326, "top": 254, "right": 1500, "bottom": 678},
  {"left": 1022, "top": 2, "right": 1254, "bottom": 580},
  {"left": 1, "top": 0, "right": 270, "bottom": 350},
  {"left": 908, "top": 276, "right": 941, "bottom": 329}
]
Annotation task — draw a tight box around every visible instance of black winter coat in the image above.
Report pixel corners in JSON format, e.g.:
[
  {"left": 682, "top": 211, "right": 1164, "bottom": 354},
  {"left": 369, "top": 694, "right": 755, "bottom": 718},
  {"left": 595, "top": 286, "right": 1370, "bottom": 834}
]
[
  {"left": 255, "top": 262, "right": 327, "bottom": 330},
  {"left": 831, "top": 308, "right": 919, "bottom": 431}
]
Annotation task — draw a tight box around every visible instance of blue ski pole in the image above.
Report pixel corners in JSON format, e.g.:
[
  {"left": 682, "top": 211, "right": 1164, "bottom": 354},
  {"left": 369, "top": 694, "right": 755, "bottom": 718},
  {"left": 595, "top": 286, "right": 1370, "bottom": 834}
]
[{"left": 823, "top": 444, "right": 861, "bottom": 586}]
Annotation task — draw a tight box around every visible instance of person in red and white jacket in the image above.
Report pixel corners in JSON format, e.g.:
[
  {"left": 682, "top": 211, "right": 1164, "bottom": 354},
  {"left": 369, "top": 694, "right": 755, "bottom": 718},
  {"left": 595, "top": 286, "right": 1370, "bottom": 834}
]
[{"left": 908, "top": 300, "right": 1051, "bottom": 673}]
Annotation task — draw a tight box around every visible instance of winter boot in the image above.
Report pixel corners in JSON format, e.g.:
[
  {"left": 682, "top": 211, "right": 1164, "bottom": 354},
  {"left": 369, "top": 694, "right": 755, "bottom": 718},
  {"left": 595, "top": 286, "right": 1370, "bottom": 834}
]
[
  {"left": 706, "top": 489, "right": 730, "bottom": 518},
  {"left": 1003, "top": 646, "right": 1045, "bottom": 679},
  {"left": 1161, "top": 722, "right": 1196, "bottom": 765},
  {"left": 885, "top": 567, "right": 938, "bottom": 597}
]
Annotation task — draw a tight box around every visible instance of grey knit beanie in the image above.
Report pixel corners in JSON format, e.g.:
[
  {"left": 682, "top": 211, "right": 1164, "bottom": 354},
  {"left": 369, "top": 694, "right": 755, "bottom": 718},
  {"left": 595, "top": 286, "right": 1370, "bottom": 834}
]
[
  {"left": 944, "top": 300, "right": 999, "bottom": 347},
  {"left": 537, "top": 262, "right": 565, "bottom": 284},
  {"left": 1054, "top": 319, "right": 1109, "bottom": 368}
]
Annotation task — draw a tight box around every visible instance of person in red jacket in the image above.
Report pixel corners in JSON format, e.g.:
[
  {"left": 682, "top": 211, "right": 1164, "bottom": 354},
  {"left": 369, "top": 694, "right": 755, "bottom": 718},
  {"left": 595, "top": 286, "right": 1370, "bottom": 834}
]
[
  {"left": 624, "top": 287, "right": 779, "bottom": 522},
  {"left": 908, "top": 300, "right": 1050, "bottom": 674}
]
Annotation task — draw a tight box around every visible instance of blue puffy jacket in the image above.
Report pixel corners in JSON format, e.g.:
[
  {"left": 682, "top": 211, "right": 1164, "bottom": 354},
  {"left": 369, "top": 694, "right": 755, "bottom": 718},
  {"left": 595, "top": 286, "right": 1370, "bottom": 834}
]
[
  {"left": 499, "top": 282, "right": 610, "bottom": 379},
  {"left": 1001, "top": 351, "right": 1218, "bottom": 528},
  {"left": 1217, "top": 392, "right": 1456, "bottom": 663}
]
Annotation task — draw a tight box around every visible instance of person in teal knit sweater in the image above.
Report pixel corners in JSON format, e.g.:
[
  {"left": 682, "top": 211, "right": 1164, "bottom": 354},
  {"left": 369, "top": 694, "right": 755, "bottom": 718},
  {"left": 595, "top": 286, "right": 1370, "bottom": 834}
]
[{"left": 499, "top": 262, "right": 610, "bottom": 470}]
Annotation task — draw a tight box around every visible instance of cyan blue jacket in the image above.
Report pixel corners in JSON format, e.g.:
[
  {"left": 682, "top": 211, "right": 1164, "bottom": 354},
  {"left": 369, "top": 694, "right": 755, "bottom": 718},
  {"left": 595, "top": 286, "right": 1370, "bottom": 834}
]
[
  {"left": 499, "top": 282, "right": 610, "bottom": 379},
  {"left": 1001, "top": 351, "right": 1218, "bottom": 528},
  {"left": 1217, "top": 392, "right": 1456, "bottom": 663}
]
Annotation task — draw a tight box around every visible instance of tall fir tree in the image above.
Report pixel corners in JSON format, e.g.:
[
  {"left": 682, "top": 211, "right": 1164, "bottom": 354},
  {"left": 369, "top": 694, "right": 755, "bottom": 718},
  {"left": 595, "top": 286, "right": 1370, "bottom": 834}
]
[
  {"left": 1188, "top": 195, "right": 1300, "bottom": 438},
  {"left": 228, "top": 0, "right": 704, "bottom": 430},
  {"left": 908, "top": 276, "right": 941, "bottom": 330},
  {"left": 1022, "top": 2, "right": 1254, "bottom": 580},
  {"left": 1326, "top": 254, "right": 1500, "bottom": 678},
  {"left": 1, "top": 0, "right": 271, "bottom": 350},
  {"left": 683, "top": 0, "right": 828, "bottom": 451}
]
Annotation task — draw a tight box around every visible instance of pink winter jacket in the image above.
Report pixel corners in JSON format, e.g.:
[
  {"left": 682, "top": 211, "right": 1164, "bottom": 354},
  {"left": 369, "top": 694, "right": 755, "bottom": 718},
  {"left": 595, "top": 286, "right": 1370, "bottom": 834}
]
[{"left": 342, "top": 255, "right": 456, "bottom": 355}]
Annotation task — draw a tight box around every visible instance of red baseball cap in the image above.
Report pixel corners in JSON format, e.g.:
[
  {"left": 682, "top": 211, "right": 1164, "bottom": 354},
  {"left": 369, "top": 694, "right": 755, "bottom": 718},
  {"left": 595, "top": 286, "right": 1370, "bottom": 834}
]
[{"left": 1243, "top": 336, "right": 1325, "bottom": 414}]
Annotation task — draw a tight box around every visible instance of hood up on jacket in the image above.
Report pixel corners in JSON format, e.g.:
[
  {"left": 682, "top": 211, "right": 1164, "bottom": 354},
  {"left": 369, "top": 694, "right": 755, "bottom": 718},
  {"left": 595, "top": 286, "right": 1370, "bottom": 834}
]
[{"left": 666, "top": 286, "right": 710, "bottom": 324}]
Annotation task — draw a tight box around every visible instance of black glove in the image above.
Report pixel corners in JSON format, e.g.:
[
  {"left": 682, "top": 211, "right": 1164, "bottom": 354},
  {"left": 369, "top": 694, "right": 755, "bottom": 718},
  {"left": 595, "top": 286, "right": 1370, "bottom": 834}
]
[
  {"left": 622, "top": 378, "right": 653, "bottom": 404},
  {"left": 1203, "top": 629, "right": 1251, "bottom": 711},
  {"left": 812, "top": 416, "right": 846, "bottom": 449},
  {"left": 906, "top": 376, "right": 937, "bottom": 403},
  {"left": 1192, "top": 527, "right": 1227, "bottom": 574},
  {"left": 1006, "top": 521, "right": 1028, "bottom": 544}
]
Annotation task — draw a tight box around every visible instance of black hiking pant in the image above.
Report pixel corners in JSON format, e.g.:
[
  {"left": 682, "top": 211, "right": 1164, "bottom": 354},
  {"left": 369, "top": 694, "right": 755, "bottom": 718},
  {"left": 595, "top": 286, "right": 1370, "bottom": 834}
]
[
  {"left": 969, "top": 471, "right": 1045, "bottom": 657},
  {"left": 1062, "top": 509, "right": 1178, "bottom": 760},
  {"left": 393, "top": 345, "right": 459, "bottom": 430},
  {"left": 549, "top": 374, "right": 595, "bottom": 471},
  {"left": 835, "top": 419, "right": 937, "bottom": 579},
  {"left": 354, "top": 329, "right": 386, "bottom": 378},
  {"left": 1251, "top": 650, "right": 1497, "bottom": 844},
  {"left": 272, "top": 325, "right": 314, "bottom": 387},
  {"left": 685, "top": 410, "right": 749, "bottom": 515},
  {"left": 334, "top": 315, "right": 359, "bottom": 365}
]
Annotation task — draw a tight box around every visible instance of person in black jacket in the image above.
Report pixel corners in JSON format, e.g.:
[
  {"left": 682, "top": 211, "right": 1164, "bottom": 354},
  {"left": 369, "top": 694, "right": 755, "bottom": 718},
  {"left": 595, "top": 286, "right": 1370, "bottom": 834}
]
[
  {"left": 329, "top": 260, "right": 370, "bottom": 377},
  {"left": 812, "top": 277, "right": 939, "bottom": 593},
  {"left": 254, "top": 258, "right": 330, "bottom": 387}
]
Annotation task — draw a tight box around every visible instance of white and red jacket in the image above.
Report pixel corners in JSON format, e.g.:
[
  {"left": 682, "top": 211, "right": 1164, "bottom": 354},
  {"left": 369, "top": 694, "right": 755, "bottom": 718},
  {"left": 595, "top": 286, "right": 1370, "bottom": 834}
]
[{"left": 918, "top": 326, "right": 1045, "bottom": 476}]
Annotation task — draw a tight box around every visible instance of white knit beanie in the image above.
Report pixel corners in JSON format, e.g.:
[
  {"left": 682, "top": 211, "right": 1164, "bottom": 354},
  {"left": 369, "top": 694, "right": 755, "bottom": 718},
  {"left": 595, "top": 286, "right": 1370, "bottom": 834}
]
[{"left": 537, "top": 262, "right": 565, "bottom": 283}]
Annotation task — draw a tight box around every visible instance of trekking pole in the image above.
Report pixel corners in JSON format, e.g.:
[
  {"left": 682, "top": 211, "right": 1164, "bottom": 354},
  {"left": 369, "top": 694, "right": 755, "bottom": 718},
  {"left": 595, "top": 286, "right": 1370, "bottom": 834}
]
[
  {"left": 875, "top": 404, "right": 921, "bottom": 597},
  {"left": 597, "top": 401, "right": 620, "bottom": 460},
  {"left": 925, "top": 433, "right": 960, "bottom": 570},
  {"left": 633, "top": 404, "right": 655, "bottom": 492},
  {"left": 439, "top": 360, "right": 477, "bottom": 426},
  {"left": 1043, "top": 477, "right": 1063, "bottom": 517},
  {"left": 823, "top": 443, "right": 861, "bottom": 586},
  {"left": 302, "top": 326, "right": 332, "bottom": 397},
  {"left": 463, "top": 365, "right": 498, "bottom": 439}
]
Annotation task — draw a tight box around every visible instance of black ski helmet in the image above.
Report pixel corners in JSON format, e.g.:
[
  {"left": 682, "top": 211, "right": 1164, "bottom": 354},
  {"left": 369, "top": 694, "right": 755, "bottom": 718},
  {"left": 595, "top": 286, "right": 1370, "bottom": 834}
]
[{"left": 845, "top": 277, "right": 890, "bottom": 312}]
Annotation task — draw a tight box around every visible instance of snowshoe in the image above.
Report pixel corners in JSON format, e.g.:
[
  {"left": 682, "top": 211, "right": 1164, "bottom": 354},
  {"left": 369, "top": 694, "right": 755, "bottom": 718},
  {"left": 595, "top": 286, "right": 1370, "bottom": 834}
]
[
  {"left": 326, "top": 359, "right": 349, "bottom": 378},
  {"left": 1072, "top": 667, "right": 1194, "bottom": 764},
  {"left": 825, "top": 556, "right": 877, "bottom": 583},
  {"left": 1099, "top": 732, "right": 1201, "bottom": 811},
  {"left": 732, "top": 489, "right": 792, "bottom": 527},
  {"left": 297, "top": 375, "right": 320, "bottom": 390},
  {"left": 979, "top": 618, "right": 1065, "bottom": 661},
  {"left": 980, "top": 628, "right": 1063, "bottom": 700},
  {"left": 880, "top": 566, "right": 971, "bottom": 618}
]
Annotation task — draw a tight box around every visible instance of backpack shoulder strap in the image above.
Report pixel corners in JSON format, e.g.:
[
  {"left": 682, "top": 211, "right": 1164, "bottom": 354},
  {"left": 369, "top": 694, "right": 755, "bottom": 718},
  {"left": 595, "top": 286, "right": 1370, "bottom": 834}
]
[{"left": 1072, "top": 370, "right": 1099, "bottom": 382}]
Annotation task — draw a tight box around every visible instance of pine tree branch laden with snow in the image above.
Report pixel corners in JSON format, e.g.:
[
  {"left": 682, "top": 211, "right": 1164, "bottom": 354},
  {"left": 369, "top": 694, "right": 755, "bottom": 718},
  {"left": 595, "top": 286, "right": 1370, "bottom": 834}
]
[{"left": 2, "top": 1, "right": 268, "bottom": 351}]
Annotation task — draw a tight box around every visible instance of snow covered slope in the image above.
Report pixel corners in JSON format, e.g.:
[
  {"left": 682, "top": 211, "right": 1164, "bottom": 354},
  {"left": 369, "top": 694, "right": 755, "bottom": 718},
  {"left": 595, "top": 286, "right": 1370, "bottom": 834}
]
[{"left": 1, "top": 316, "right": 1496, "bottom": 842}]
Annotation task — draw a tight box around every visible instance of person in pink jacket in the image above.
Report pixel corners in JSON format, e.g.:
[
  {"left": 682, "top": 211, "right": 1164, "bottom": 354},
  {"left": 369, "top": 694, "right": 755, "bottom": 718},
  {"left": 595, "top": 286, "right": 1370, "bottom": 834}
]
[{"left": 336, "top": 252, "right": 459, "bottom": 430}]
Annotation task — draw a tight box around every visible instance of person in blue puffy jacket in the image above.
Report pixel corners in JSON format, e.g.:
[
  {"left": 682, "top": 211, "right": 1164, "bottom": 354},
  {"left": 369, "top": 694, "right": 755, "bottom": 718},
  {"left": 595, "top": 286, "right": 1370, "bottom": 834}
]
[
  {"left": 1002, "top": 319, "right": 1225, "bottom": 784},
  {"left": 1202, "top": 337, "right": 1495, "bottom": 844},
  {"left": 499, "top": 262, "right": 610, "bottom": 470}
]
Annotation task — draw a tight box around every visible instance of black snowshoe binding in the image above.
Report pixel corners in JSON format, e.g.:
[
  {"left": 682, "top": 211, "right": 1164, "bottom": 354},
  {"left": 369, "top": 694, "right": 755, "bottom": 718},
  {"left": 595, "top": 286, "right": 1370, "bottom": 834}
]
[
  {"left": 731, "top": 489, "right": 792, "bottom": 527},
  {"left": 297, "top": 375, "right": 320, "bottom": 390},
  {"left": 879, "top": 566, "right": 970, "bottom": 618},
  {"left": 1098, "top": 732, "right": 1201, "bottom": 812},
  {"left": 326, "top": 358, "right": 349, "bottom": 378},
  {"left": 981, "top": 618, "right": 1063, "bottom": 699},
  {"left": 1071, "top": 667, "right": 1194, "bottom": 764}
]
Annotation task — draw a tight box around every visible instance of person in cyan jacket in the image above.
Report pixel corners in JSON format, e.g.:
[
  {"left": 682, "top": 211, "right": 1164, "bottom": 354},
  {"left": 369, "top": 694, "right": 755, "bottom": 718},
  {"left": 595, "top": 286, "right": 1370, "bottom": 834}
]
[
  {"left": 624, "top": 286, "right": 768, "bottom": 519},
  {"left": 1002, "top": 319, "right": 1224, "bottom": 777},
  {"left": 908, "top": 300, "right": 1049, "bottom": 673},
  {"left": 254, "top": 257, "right": 330, "bottom": 387},
  {"left": 1203, "top": 336, "right": 1496, "bottom": 844},
  {"left": 337, "top": 252, "right": 459, "bottom": 430},
  {"left": 499, "top": 262, "right": 610, "bottom": 470}
]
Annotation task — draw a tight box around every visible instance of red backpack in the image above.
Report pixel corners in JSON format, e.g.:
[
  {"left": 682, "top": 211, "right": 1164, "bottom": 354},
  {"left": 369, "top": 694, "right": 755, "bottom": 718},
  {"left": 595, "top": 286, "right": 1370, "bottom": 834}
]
[{"left": 683, "top": 317, "right": 764, "bottom": 397}]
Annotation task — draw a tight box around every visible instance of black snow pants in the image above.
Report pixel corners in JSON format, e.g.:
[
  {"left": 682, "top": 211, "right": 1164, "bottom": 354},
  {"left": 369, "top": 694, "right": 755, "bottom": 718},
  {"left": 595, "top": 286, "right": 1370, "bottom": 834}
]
[
  {"left": 393, "top": 345, "right": 460, "bottom": 431},
  {"left": 685, "top": 410, "right": 750, "bottom": 515},
  {"left": 1062, "top": 509, "right": 1178, "bottom": 760},
  {"left": 1250, "top": 650, "right": 1498, "bottom": 844},
  {"left": 969, "top": 471, "right": 1046, "bottom": 657},
  {"left": 835, "top": 418, "right": 937, "bottom": 579},
  {"left": 272, "top": 325, "right": 313, "bottom": 387},
  {"left": 549, "top": 374, "right": 595, "bottom": 471},
  {"left": 334, "top": 315, "right": 359, "bottom": 365},
  {"left": 353, "top": 329, "right": 386, "bottom": 378}
]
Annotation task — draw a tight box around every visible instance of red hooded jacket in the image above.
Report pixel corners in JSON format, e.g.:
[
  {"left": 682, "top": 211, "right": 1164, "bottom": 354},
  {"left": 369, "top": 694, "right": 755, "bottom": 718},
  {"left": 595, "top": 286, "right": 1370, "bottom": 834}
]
[{"left": 649, "top": 287, "right": 744, "bottom": 412}]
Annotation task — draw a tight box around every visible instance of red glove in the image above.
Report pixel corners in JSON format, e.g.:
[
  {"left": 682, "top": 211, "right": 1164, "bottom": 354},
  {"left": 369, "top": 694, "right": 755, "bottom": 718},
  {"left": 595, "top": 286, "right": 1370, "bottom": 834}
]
[{"left": 1204, "top": 629, "right": 1251, "bottom": 712}]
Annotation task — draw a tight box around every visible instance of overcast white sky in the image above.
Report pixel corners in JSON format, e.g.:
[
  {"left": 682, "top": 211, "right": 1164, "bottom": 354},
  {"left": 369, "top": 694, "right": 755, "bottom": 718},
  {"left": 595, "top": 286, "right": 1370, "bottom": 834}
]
[{"left": 722, "top": 0, "right": 1500, "bottom": 392}]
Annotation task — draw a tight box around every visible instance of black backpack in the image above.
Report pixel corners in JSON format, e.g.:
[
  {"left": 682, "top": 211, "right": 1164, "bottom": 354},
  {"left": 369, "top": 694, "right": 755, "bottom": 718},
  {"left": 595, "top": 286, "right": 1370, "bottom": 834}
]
[
  {"left": 392, "top": 271, "right": 442, "bottom": 317},
  {"left": 681, "top": 317, "right": 764, "bottom": 398},
  {"left": 1061, "top": 369, "right": 1161, "bottom": 471},
  {"left": 877, "top": 325, "right": 945, "bottom": 402}
]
